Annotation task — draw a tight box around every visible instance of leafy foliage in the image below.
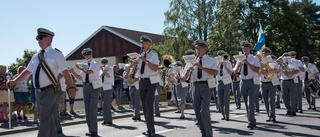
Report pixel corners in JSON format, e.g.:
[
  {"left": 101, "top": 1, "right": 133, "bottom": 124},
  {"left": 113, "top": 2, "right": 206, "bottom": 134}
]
[{"left": 8, "top": 49, "right": 37, "bottom": 76}]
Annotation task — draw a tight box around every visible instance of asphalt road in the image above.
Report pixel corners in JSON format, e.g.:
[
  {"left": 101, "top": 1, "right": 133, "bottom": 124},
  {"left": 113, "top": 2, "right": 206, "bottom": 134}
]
[{"left": 2, "top": 98, "right": 320, "bottom": 137}]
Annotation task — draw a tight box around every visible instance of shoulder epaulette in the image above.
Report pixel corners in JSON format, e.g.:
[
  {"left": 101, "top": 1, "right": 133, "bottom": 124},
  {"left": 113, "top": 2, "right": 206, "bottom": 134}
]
[{"left": 54, "top": 48, "right": 62, "bottom": 53}]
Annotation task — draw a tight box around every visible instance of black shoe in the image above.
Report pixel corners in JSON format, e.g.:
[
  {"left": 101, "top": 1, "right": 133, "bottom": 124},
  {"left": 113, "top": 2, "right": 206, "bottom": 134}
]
[
  {"left": 266, "top": 118, "right": 272, "bottom": 122},
  {"left": 85, "top": 132, "right": 98, "bottom": 137},
  {"left": 175, "top": 110, "right": 181, "bottom": 113},
  {"left": 312, "top": 107, "right": 316, "bottom": 110},
  {"left": 236, "top": 106, "right": 241, "bottom": 109},
  {"left": 308, "top": 107, "right": 312, "bottom": 110},
  {"left": 195, "top": 122, "right": 198, "bottom": 125},
  {"left": 142, "top": 131, "right": 155, "bottom": 137},
  {"left": 247, "top": 124, "right": 254, "bottom": 129},
  {"left": 255, "top": 109, "right": 260, "bottom": 113},
  {"left": 101, "top": 121, "right": 113, "bottom": 126},
  {"left": 179, "top": 115, "right": 185, "bottom": 119},
  {"left": 57, "top": 130, "right": 63, "bottom": 134},
  {"left": 17, "top": 116, "right": 22, "bottom": 120},
  {"left": 111, "top": 107, "right": 116, "bottom": 111},
  {"left": 155, "top": 114, "right": 160, "bottom": 117},
  {"left": 225, "top": 118, "right": 229, "bottom": 121},
  {"left": 290, "top": 112, "right": 297, "bottom": 116},
  {"left": 298, "top": 110, "right": 303, "bottom": 113},
  {"left": 276, "top": 105, "right": 281, "bottom": 108},
  {"left": 221, "top": 118, "right": 225, "bottom": 120},
  {"left": 286, "top": 112, "right": 290, "bottom": 115},
  {"left": 132, "top": 117, "right": 141, "bottom": 121},
  {"left": 272, "top": 118, "right": 276, "bottom": 122}
]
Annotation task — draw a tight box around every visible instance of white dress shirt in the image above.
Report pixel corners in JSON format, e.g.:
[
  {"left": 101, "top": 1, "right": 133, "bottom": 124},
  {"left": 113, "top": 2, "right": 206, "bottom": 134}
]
[
  {"left": 27, "top": 46, "right": 68, "bottom": 88},
  {"left": 280, "top": 61, "right": 299, "bottom": 80},
  {"left": 291, "top": 59, "right": 304, "bottom": 79},
  {"left": 304, "top": 63, "right": 319, "bottom": 80},
  {"left": 216, "top": 61, "right": 232, "bottom": 81},
  {"left": 238, "top": 54, "right": 260, "bottom": 80},
  {"left": 190, "top": 55, "right": 218, "bottom": 82},
  {"left": 100, "top": 66, "right": 114, "bottom": 85},
  {"left": 79, "top": 59, "right": 101, "bottom": 83},
  {"left": 137, "top": 50, "right": 160, "bottom": 78}
]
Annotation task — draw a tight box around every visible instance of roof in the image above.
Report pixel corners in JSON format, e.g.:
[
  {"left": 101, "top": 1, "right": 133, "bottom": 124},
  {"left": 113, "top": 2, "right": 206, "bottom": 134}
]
[{"left": 65, "top": 26, "right": 164, "bottom": 58}]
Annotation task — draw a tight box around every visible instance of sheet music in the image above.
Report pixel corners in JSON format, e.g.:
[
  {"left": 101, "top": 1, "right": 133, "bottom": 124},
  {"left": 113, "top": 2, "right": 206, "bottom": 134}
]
[
  {"left": 233, "top": 54, "right": 246, "bottom": 61},
  {"left": 127, "top": 52, "right": 140, "bottom": 59},
  {"left": 183, "top": 55, "right": 197, "bottom": 63}
]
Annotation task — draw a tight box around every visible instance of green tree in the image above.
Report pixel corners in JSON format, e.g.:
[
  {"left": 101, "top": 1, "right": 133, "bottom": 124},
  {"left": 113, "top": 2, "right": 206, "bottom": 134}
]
[
  {"left": 8, "top": 49, "right": 37, "bottom": 76},
  {"left": 163, "top": 0, "right": 217, "bottom": 61},
  {"left": 291, "top": 0, "right": 320, "bottom": 65}
]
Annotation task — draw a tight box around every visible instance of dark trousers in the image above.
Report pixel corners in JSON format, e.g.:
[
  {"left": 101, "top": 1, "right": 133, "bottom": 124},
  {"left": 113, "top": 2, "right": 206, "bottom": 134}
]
[
  {"left": 304, "top": 80, "right": 316, "bottom": 108},
  {"left": 101, "top": 89, "right": 113, "bottom": 123},
  {"left": 83, "top": 84, "right": 101, "bottom": 133},
  {"left": 139, "top": 79, "right": 157, "bottom": 133},
  {"left": 193, "top": 82, "right": 212, "bottom": 137},
  {"left": 36, "top": 87, "right": 58, "bottom": 137},
  {"left": 261, "top": 82, "right": 276, "bottom": 118},
  {"left": 240, "top": 79, "right": 256, "bottom": 125},
  {"left": 130, "top": 86, "right": 140, "bottom": 118}
]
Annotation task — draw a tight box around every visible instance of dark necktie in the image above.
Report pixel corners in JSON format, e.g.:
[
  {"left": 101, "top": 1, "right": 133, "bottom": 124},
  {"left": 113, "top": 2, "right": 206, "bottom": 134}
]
[
  {"left": 197, "top": 57, "right": 202, "bottom": 79},
  {"left": 35, "top": 50, "right": 45, "bottom": 88},
  {"left": 85, "top": 63, "right": 90, "bottom": 83},
  {"left": 234, "top": 74, "right": 237, "bottom": 81},
  {"left": 140, "top": 52, "right": 147, "bottom": 74},
  {"left": 220, "top": 64, "right": 223, "bottom": 76},
  {"left": 102, "top": 75, "right": 105, "bottom": 83},
  {"left": 177, "top": 72, "right": 181, "bottom": 83},
  {"left": 305, "top": 65, "right": 308, "bottom": 80},
  {"left": 243, "top": 56, "right": 248, "bottom": 76}
]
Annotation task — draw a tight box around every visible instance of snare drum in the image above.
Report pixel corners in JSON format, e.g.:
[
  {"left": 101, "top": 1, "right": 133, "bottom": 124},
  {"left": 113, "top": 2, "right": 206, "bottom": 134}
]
[{"left": 306, "top": 79, "right": 320, "bottom": 97}]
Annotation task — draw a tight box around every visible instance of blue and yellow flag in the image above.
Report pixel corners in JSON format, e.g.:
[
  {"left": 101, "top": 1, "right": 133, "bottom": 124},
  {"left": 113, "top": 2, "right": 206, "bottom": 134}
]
[{"left": 253, "top": 23, "right": 265, "bottom": 51}]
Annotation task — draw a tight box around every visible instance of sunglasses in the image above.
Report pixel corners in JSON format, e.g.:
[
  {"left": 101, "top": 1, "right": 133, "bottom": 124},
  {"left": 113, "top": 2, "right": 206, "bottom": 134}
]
[
  {"left": 82, "top": 53, "right": 92, "bottom": 56},
  {"left": 36, "top": 35, "right": 49, "bottom": 41}
]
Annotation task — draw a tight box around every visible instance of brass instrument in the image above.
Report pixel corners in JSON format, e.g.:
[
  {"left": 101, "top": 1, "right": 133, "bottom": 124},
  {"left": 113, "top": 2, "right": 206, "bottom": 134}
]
[
  {"left": 277, "top": 56, "right": 293, "bottom": 78},
  {"left": 162, "top": 54, "right": 178, "bottom": 89},
  {"left": 76, "top": 62, "right": 90, "bottom": 71},
  {"left": 124, "top": 58, "right": 139, "bottom": 84},
  {"left": 221, "top": 53, "right": 230, "bottom": 62},
  {"left": 260, "top": 55, "right": 275, "bottom": 80},
  {"left": 162, "top": 54, "right": 175, "bottom": 68}
]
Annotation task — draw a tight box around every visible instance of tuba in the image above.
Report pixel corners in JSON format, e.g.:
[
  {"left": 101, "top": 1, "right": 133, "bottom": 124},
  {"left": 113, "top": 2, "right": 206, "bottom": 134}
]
[
  {"left": 260, "top": 55, "right": 274, "bottom": 80},
  {"left": 162, "top": 54, "right": 178, "bottom": 90}
]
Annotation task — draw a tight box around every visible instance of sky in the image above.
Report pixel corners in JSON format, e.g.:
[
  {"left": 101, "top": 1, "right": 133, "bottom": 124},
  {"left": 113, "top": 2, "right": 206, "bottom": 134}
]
[
  {"left": 1, "top": 0, "right": 319, "bottom": 67},
  {"left": 0, "top": 0, "right": 171, "bottom": 67}
]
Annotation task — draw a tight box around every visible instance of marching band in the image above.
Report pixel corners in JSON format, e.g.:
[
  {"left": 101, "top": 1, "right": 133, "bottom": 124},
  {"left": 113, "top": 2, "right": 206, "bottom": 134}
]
[
  {"left": 71, "top": 37, "right": 319, "bottom": 137},
  {"left": 4, "top": 32, "right": 320, "bottom": 137}
]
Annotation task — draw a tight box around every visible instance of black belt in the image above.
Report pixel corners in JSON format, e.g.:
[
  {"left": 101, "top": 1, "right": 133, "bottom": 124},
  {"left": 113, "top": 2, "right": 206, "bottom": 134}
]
[
  {"left": 282, "top": 79, "right": 293, "bottom": 81},
  {"left": 140, "top": 78, "right": 150, "bottom": 80},
  {"left": 261, "top": 81, "right": 272, "bottom": 83},
  {"left": 193, "top": 81, "right": 207, "bottom": 84},
  {"left": 233, "top": 81, "right": 240, "bottom": 83},
  {"left": 37, "top": 84, "right": 54, "bottom": 92},
  {"left": 84, "top": 83, "right": 92, "bottom": 85}
]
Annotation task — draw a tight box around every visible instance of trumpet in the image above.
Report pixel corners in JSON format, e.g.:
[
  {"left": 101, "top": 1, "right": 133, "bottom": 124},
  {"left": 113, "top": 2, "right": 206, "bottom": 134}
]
[
  {"left": 221, "top": 53, "right": 230, "bottom": 62},
  {"left": 76, "top": 62, "right": 90, "bottom": 71}
]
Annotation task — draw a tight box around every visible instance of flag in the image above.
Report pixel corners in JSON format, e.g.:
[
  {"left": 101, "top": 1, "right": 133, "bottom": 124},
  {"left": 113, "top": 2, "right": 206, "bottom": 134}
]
[{"left": 253, "top": 23, "right": 265, "bottom": 51}]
